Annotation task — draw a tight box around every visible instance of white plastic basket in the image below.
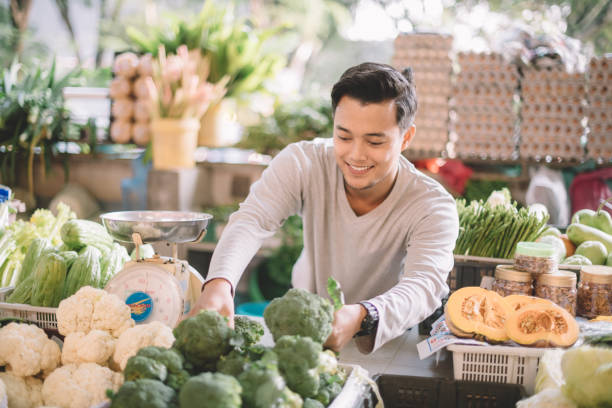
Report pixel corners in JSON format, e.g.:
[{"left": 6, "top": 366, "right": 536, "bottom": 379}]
[
  {"left": 0, "top": 287, "right": 58, "bottom": 330},
  {"left": 447, "top": 344, "right": 545, "bottom": 395}
]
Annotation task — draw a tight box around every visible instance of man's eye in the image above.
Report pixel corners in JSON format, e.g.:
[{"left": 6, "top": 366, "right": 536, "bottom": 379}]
[
  {"left": 368, "top": 141, "right": 383, "bottom": 146},
  {"left": 337, "top": 135, "right": 350, "bottom": 141}
]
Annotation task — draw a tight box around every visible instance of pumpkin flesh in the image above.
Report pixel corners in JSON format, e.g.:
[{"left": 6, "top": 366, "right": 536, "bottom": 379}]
[{"left": 506, "top": 303, "right": 579, "bottom": 347}]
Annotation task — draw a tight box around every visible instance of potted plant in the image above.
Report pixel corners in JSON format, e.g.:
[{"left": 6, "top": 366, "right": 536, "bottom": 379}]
[{"left": 144, "top": 45, "right": 228, "bottom": 169}]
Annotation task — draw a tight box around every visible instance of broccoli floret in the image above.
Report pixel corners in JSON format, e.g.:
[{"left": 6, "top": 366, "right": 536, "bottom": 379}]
[
  {"left": 124, "top": 346, "right": 189, "bottom": 391},
  {"left": 315, "top": 373, "right": 344, "bottom": 405},
  {"left": 173, "top": 310, "right": 233, "bottom": 372},
  {"left": 218, "top": 346, "right": 273, "bottom": 377},
  {"left": 237, "top": 351, "right": 302, "bottom": 408},
  {"left": 304, "top": 399, "right": 325, "bottom": 408},
  {"left": 274, "top": 335, "right": 322, "bottom": 398},
  {"left": 109, "top": 379, "right": 176, "bottom": 408},
  {"left": 124, "top": 355, "right": 168, "bottom": 382},
  {"left": 167, "top": 369, "right": 191, "bottom": 392},
  {"left": 263, "top": 288, "right": 334, "bottom": 343},
  {"left": 234, "top": 316, "right": 264, "bottom": 347},
  {"left": 179, "top": 372, "right": 241, "bottom": 408},
  {"left": 137, "top": 346, "right": 185, "bottom": 374}
]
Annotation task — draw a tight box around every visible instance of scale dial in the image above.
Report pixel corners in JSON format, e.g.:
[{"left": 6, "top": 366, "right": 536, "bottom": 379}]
[{"left": 105, "top": 263, "right": 184, "bottom": 328}]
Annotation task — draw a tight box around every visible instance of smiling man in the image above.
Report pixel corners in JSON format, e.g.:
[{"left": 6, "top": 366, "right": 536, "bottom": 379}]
[{"left": 191, "top": 62, "right": 459, "bottom": 353}]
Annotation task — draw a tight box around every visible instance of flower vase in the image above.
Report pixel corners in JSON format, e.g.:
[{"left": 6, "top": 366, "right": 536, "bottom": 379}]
[
  {"left": 198, "top": 98, "right": 240, "bottom": 147},
  {"left": 151, "top": 118, "right": 200, "bottom": 169}
]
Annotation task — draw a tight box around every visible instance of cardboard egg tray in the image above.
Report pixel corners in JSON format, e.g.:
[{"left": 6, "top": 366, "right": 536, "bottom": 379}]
[
  {"left": 586, "top": 56, "right": 612, "bottom": 161},
  {"left": 451, "top": 53, "right": 518, "bottom": 160},
  {"left": 392, "top": 34, "right": 453, "bottom": 157},
  {"left": 520, "top": 68, "right": 587, "bottom": 160},
  {"left": 109, "top": 52, "right": 153, "bottom": 146}
]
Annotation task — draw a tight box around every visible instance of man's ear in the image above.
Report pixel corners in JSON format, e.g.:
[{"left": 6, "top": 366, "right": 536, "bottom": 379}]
[{"left": 401, "top": 124, "right": 416, "bottom": 151}]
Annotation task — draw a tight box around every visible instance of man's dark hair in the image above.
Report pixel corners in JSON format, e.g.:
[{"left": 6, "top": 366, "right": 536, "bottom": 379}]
[{"left": 331, "top": 62, "right": 418, "bottom": 131}]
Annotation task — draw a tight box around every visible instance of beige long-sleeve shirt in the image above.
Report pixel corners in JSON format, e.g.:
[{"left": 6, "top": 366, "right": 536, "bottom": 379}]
[{"left": 206, "top": 138, "right": 459, "bottom": 353}]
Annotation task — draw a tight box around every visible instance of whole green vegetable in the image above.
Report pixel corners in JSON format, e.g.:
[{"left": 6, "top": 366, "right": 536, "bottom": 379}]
[
  {"left": 561, "top": 346, "right": 612, "bottom": 407},
  {"left": 17, "top": 238, "right": 51, "bottom": 285},
  {"left": 63, "top": 246, "right": 101, "bottom": 299},
  {"left": 264, "top": 288, "right": 334, "bottom": 343},
  {"left": 179, "top": 372, "right": 241, "bottom": 408},
  {"left": 234, "top": 316, "right": 264, "bottom": 348},
  {"left": 109, "top": 379, "right": 176, "bottom": 408},
  {"left": 30, "top": 252, "right": 68, "bottom": 307},
  {"left": 173, "top": 310, "right": 233, "bottom": 372},
  {"left": 124, "top": 355, "right": 168, "bottom": 382},
  {"left": 274, "top": 335, "right": 322, "bottom": 398},
  {"left": 60, "top": 219, "right": 113, "bottom": 253},
  {"left": 135, "top": 346, "right": 190, "bottom": 391},
  {"left": 571, "top": 208, "right": 612, "bottom": 235}
]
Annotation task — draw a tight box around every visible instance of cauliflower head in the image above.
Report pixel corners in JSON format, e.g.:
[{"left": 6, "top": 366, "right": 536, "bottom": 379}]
[
  {"left": 62, "top": 330, "right": 115, "bottom": 366},
  {"left": 0, "top": 372, "right": 43, "bottom": 408},
  {"left": 113, "top": 321, "right": 175, "bottom": 370},
  {"left": 179, "top": 372, "right": 242, "bottom": 408},
  {"left": 42, "top": 363, "right": 123, "bottom": 408},
  {"left": 173, "top": 310, "right": 233, "bottom": 372},
  {"left": 57, "top": 286, "right": 134, "bottom": 337},
  {"left": 0, "top": 323, "right": 61, "bottom": 377},
  {"left": 274, "top": 335, "right": 322, "bottom": 398},
  {"left": 264, "top": 288, "right": 334, "bottom": 343}
]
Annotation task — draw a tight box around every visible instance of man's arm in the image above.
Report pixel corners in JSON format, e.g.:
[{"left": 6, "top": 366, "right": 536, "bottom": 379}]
[
  {"left": 189, "top": 143, "right": 309, "bottom": 318},
  {"left": 359, "top": 197, "right": 459, "bottom": 353}
]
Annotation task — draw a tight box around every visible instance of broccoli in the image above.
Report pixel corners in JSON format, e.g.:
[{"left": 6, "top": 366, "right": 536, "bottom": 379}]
[
  {"left": 179, "top": 372, "right": 241, "bottom": 408},
  {"left": 304, "top": 399, "right": 325, "bottom": 408},
  {"left": 236, "top": 350, "right": 302, "bottom": 408},
  {"left": 234, "top": 316, "right": 264, "bottom": 347},
  {"left": 109, "top": 379, "right": 176, "bottom": 408},
  {"left": 274, "top": 335, "right": 322, "bottom": 398},
  {"left": 263, "top": 288, "right": 334, "bottom": 343},
  {"left": 124, "top": 355, "right": 168, "bottom": 382},
  {"left": 314, "top": 373, "right": 344, "bottom": 405},
  {"left": 218, "top": 345, "right": 272, "bottom": 377},
  {"left": 124, "top": 346, "right": 191, "bottom": 391},
  {"left": 173, "top": 310, "right": 233, "bottom": 372}
]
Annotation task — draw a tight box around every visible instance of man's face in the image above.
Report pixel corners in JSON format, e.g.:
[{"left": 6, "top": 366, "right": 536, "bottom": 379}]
[{"left": 333, "top": 96, "right": 414, "bottom": 196}]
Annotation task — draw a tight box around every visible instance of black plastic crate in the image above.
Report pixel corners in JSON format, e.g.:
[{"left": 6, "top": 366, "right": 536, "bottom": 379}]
[{"left": 370, "top": 375, "right": 527, "bottom": 408}]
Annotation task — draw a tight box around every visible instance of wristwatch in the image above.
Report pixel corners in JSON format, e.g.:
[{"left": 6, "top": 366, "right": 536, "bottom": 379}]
[{"left": 355, "top": 301, "right": 379, "bottom": 337}]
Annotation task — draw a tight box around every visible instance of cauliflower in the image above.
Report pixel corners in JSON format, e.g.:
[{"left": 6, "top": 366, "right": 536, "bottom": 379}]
[
  {"left": 264, "top": 288, "right": 334, "bottom": 343},
  {"left": 0, "top": 372, "right": 43, "bottom": 408},
  {"left": 173, "top": 310, "right": 233, "bottom": 372},
  {"left": 113, "top": 322, "right": 175, "bottom": 370},
  {"left": 57, "top": 286, "right": 134, "bottom": 338},
  {"left": 61, "top": 330, "right": 115, "bottom": 366},
  {"left": 179, "top": 372, "right": 242, "bottom": 408},
  {"left": 0, "top": 323, "right": 61, "bottom": 377},
  {"left": 42, "top": 363, "right": 123, "bottom": 408}
]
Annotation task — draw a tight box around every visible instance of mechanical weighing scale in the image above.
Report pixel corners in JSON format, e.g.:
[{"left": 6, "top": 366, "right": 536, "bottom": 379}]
[{"left": 99, "top": 211, "right": 212, "bottom": 328}]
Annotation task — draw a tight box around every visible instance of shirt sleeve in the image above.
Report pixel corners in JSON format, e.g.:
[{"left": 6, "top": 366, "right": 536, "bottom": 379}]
[
  {"left": 364, "top": 194, "right": 459, "bottom": 353},
  {"left": 205, "top": 143, "right": 309, "bottom": 290}
]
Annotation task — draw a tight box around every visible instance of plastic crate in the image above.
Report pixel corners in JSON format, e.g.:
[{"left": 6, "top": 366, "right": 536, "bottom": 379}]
[
  {"left": 0, "top": 287, "right": 58, "bottom": 330},
  {"left": 448, "top": 255, "right": 513, "bottom": 291},
  {"left": 370, "top": 374, "right": 526, "bottom": 408},
  {"left": 448, "top": 344, "right": 545, "bottom": 395}
]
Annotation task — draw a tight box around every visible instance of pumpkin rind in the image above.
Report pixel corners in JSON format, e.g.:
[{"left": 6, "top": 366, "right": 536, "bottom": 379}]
[
  {"left": 505, "top": 303, "right": 579, "bottom": 347},
  {"left": 444, "top": 287, "right": 512, "bottom": 342}
]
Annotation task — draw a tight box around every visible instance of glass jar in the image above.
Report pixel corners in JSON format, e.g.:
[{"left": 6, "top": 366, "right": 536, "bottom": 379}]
[
  {"left": 577, "top": 266, "right": 612, "bottom": 318},
  {"left": 513, "top": 242, "right": 558, "bottom": 275},
  {"left": 535, "top": 270, "right": 577, "bottom": 316},
  {"left": 492, "top": 265, "right": 533, "bottom": 297}
]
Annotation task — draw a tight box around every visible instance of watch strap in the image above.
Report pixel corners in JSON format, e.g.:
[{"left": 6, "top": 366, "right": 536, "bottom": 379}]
[{"left": 356, "top": 301, "right": 379, "bottom": 337}]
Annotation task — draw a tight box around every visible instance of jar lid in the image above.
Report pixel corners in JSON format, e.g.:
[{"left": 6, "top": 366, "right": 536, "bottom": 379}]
[
  {"left": 515, "top": 242, "right": 556, "bottom": 258},
  {"left": 495, "top": 265, "right": 533, "bottom": 282},
  {"left": 536, "top": 270, "right": 577, "bottom": 287},
  {"left": 580, "top": 265, "right": 612, "bottom": 284}
]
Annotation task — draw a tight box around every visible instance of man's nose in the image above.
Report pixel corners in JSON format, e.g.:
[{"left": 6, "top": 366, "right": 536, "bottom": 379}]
[{"left": 350, "top": 140, "right": 367, "bottom": 160}]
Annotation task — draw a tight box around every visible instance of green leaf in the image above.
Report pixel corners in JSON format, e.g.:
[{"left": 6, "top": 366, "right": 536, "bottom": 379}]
[{"left": 326, "top": 277, "right": 344, "bottom": 311}]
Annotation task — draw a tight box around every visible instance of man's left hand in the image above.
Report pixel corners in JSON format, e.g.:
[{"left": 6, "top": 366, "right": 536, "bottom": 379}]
[{"left": 324, "top": 304, "right": 367, "bottom": 352}]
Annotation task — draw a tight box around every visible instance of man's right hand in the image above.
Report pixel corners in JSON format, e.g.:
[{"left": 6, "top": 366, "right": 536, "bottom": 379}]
[{"left": 188, "top": 278, "right": 235, "bottom": 327}]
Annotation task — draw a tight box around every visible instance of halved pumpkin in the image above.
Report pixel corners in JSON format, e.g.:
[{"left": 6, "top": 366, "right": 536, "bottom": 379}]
[
  {"left": 505, "top": 303, "right": 579, "bottom": 347},
  {"left": 445, "top": 287, "right": 513, "bottom": 343},
  {"left": 504, "top": 294, "right": 552, "bottom": 312}
]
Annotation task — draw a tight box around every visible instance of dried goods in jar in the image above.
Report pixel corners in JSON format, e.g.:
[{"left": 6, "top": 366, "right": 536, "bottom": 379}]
[
  {"left": 577, "top": 266, "right": 612, "bottom": 318},
  {"left": 492, "top": 266, "right": 533, "bottom": 297},
  {"left": 535, "top": 271, "right": 577, "bottom": 316},
  {"left": 513, "top": 242, "right": 558, "bottom": 275}
]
